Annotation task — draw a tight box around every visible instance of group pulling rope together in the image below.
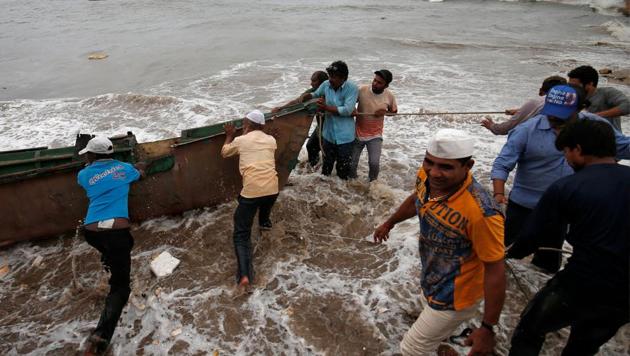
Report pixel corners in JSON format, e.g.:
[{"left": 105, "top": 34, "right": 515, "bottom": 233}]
[{"left": 79, "top": 60, "right": 629, "bottom": 355}]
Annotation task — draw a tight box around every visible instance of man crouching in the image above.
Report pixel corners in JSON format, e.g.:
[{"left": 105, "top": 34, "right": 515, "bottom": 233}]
[{"left": 221, "top": 110, "right": 279, "bottom": 291}]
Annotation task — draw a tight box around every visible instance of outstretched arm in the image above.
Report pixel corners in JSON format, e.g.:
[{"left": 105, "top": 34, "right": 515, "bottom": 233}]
[{"left": 373, "top": 192, "right": 417, "bottom": 243}]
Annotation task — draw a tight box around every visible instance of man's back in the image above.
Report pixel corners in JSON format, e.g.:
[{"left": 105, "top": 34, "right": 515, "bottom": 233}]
[
  {"left": 221, "top": 130, "right": 278, "bottom": 198},
  {"left": 77, "top": 159, "right": 140, "bottom": 225},
  {"left": 543, "top": 164, "right": 630, "bottom": 300}
]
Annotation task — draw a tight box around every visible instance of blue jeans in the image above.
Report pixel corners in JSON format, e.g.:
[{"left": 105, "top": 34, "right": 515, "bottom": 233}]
[
  {"left": 321, "top": 139, "right": 354, "bottom": 180},
  {"left": 232, "top": 194, "right": 278, "bottom": 283},
  {"left": 349, "top": 138, "right": 383, "bottom": 181}
]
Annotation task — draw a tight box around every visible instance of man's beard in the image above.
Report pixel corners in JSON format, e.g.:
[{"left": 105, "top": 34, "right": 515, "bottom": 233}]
[{"left": 372, "top": 86, "right": 384, "bottom": 94}]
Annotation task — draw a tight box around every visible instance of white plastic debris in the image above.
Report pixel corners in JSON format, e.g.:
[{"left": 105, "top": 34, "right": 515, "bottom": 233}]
[
  {"left": 130, "top": 296, "right": 146, "bottom": 311},
  {"left": 150, "top": 251, "right": 181, "bottom": 278},
  {"left": 32, "top": 255, "right": 44, "bottom": 268}
]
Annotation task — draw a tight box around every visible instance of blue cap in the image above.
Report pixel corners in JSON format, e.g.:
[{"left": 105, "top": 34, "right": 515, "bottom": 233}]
[{"left": 541, "top": 84, "right": 579, "bottom": 120}]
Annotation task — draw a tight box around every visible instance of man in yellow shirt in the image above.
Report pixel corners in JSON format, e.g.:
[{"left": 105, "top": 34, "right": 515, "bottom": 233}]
[
  {"left": 374, "top": 129, "right": 506, "bottom": 355},
  {"left": 221, "top": 110, "right": 279, "bottom": 290}
]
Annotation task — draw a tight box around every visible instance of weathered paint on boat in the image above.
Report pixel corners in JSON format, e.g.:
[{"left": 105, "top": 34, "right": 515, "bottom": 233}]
[{"left": 0, "top": 102, "right": 315, "bottom": 246}]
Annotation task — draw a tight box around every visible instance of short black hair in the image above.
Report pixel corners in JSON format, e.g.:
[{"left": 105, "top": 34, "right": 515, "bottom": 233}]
[
  {"left": 326, "top": 60, "right": 349, "bottom": 80},
  {"left": 555, "top": 119, "right": 616, "bottom": 157},
  {"left": 540, "top": 75, "right": 567, "bottom": 94},
  {"left": 92, "top": 153, "right": 113, "bottom": 160},
  {"left": 566, "top": 83, "right": 590, "bottom": 111},
  {"left": 457, "top": 156, "right": 472, "bottom": 165},
  {"left": 313, "top": 70, "right": 329, "bottom": 83},
  {"left": 568, "top": 65, "right": 599, "bottom": 87}
]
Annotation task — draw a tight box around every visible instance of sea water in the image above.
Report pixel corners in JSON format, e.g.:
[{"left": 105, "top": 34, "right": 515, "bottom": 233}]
[{"left": 0, "top": 0, "right": 629, "bottom": 355}]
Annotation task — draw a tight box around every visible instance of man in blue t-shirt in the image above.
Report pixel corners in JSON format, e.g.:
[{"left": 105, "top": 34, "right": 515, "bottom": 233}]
[
  {"left": 507, "top": 120, "right": 630, "bottom": 355},
  {"left": 77, "top": 136, "right": 143, "bottom": 355}
]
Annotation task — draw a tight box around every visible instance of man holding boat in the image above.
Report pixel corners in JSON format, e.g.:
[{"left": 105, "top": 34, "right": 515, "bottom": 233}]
[
  {"left": 374, "top": 129, "right": 506, "bottom": 356},
  {"left": 300, "top": 60, "right": 359, "bottom": 180},
  {"left": 272, "top": 70, "right": 330, "bottom": 167},
  {"left": 77, "top": 136, "right": 145, "bottom": 355},
  {"left": 221, "top": 110, "right": 279, "bottom": 292}
]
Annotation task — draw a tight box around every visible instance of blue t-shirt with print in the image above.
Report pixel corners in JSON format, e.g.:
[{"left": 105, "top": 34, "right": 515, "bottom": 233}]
[{"left": 77, "top": 159, "right": 140, "bottom": 225}]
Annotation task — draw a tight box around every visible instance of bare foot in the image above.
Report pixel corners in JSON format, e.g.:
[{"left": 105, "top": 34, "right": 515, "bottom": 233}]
[{"left": 232, "top": 277, "right": 253, "bottom": 299}]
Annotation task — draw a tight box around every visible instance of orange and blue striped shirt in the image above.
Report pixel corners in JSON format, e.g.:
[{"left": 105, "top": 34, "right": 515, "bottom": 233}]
[{"left": 415, "top": 168, "right": 505, "bottom": 311}]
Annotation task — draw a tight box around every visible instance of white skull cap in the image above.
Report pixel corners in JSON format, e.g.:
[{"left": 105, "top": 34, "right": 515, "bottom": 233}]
[
  {"left": 427, "top": 129, "right": 475, "bottom": 159},
  {"left": 245, "top": 110, "right": 265, "bottom": 125}
]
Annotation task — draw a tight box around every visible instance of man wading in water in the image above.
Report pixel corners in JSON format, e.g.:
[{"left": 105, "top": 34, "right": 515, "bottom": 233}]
[
  {"left": 301, "top": 60, "right": 359, "bottom": 180},
  {"left": 349, "top": 69, "right": 398, "bottom": 182},
  {"left": 78, "top": 136, "right": 145, "bottom": 355},
  {"left": 374, "top": 129, "right": 506, "bottom": 356},
  {"left": 272, "top": 70, "right": 329, "bottom": 167},
  {"left": 221, "top": 110, "right": 279, "bottom": 293}
]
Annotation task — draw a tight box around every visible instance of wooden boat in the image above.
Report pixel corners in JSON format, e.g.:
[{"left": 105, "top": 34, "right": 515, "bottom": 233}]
[{"left": 0, "top": 102, "right": 316, "bottom": 247}]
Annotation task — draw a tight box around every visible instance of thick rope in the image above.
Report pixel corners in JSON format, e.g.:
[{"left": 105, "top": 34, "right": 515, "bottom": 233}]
[
  {"left": 355, "top": 111, "right": 505, "bottom": 116},
  {"left": 537, "top": 247, "right": 572, "bottom": 255}
]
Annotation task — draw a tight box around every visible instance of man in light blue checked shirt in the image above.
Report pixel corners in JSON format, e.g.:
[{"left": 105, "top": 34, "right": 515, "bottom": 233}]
[{"left": 301, "top": 60, "right": 359, "bottom": 179}]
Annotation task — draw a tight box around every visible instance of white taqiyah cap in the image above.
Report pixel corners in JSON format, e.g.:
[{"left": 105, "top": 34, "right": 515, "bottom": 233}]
[
  {"left": 78, "top": 136, "right": 114, "bottom": 155},
  {"left": 245, "top": 109, "right": 265, "bottom": 125},
  {"left": 427, "top": 129, "right": 475, "bottom": 159}
]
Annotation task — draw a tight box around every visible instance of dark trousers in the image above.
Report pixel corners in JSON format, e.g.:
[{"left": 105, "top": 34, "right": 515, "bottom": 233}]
[
  {"left": 84, "top": 228, "right": 134, "bottom": 343},
  {"left": 233, "top": 194, "right": 278, "bottom": 283},
  {"left": 505, "top": 200, "right": 563, "bottom": 273},
  {"left": 349, "top": 138, "right": 383, "bottom": 181},
  {"left": 306, "top": 127, "right": 321, "bottom": 167},
  {"left": 509, "top": 270, "right": 629, "bottom": 356},
  {"left": 321, "top": 139, "right": 353, "bottom": 180}
]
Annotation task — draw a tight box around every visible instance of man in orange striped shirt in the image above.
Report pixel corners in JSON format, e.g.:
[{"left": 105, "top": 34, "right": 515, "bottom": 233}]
[{"left": 374, "top": 129, "right": 506, "bottom": 355}]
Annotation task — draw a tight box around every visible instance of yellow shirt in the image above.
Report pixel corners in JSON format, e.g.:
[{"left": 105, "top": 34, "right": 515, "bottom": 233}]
[
  {"left": 415, "top": 169, "right": 505, "bottom": 311},
  {"left": 221, "top": 130, "right": 279, "bottom": 198}
]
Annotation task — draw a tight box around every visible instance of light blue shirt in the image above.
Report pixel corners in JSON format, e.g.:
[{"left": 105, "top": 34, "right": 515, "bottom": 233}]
[
  {"left": 311, "top": 79, "right": 359, "bottom": 145},
  {"left": 491, "top": 112, "right": 630, "bottom": 209},
  {"left": 77, "top": 160, "right": 140, "bottom": 225}
]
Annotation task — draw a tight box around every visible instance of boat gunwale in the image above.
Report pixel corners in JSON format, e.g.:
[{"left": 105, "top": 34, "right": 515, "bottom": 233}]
[{"left": 0, "top": 101, "right": 316, "bottom": 183}]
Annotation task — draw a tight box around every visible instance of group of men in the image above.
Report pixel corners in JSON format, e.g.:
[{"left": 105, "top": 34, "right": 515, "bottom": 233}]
[
  {"left": 77, "top": 61, "right": 629, "bottom": 355},
  {"left": 276, "top": 60, "right": 398, "bottom": 182}
]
